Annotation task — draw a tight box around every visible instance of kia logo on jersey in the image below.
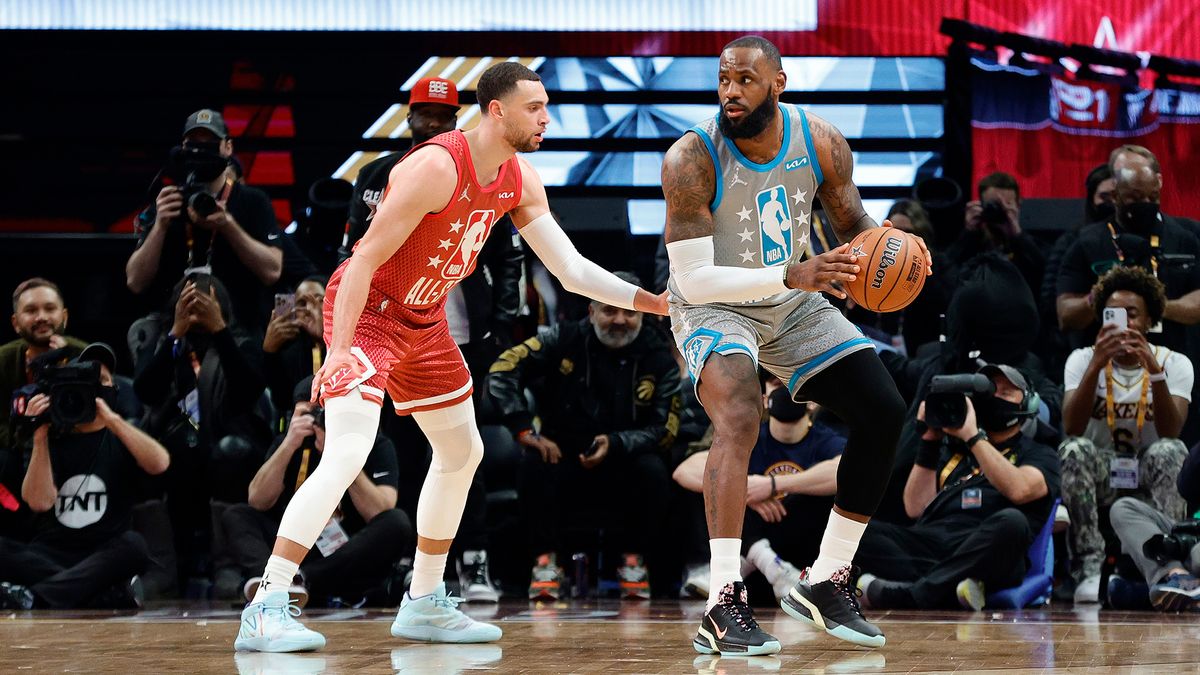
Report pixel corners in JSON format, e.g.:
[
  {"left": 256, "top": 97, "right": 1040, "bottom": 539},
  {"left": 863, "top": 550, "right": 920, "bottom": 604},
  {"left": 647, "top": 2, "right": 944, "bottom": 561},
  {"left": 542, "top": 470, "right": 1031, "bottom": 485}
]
[{"left": 442, "top": 209, "right": 496, "bottom": 280}]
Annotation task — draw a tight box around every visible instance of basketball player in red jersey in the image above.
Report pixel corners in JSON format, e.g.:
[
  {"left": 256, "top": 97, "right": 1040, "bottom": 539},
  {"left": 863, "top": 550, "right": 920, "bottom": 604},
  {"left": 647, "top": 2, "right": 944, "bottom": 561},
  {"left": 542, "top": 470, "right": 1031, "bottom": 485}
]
[{"left": 234, "top": 62, "right": 666, "bottom": 653}]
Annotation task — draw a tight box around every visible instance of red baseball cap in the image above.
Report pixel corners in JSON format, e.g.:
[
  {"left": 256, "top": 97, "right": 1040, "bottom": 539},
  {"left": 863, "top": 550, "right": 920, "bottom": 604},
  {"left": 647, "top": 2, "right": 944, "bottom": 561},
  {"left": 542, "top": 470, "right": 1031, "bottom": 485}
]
[{"left": 409, "top": 77, "right": 459, "bottom": 107}]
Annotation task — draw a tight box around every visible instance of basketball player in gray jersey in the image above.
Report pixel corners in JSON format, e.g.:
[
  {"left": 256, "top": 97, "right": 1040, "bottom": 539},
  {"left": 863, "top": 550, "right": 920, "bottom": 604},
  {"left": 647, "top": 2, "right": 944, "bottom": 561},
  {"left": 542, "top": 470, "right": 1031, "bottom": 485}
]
[{"left": 664, "top": 36, "right": 931, "bottom": 655}]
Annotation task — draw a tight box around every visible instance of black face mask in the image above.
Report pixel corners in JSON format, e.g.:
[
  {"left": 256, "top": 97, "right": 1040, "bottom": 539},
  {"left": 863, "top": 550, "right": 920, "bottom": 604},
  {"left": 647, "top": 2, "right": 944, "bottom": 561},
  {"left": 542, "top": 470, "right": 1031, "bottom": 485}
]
[
  {"left": 767, "top": 387, "right": 808, "bottom": 423},
  {"left": 1094, "top": 201, "right": 1116, "bottom": 222},
  {"left": 99, "top": 384, "right": 119, "bottom": 410},
  {"left": 971, "top": 392, "right": 1034, "bottom": 431},
  {"left": 1121, "top": 202, "right": 1161, "bottom": 233}
]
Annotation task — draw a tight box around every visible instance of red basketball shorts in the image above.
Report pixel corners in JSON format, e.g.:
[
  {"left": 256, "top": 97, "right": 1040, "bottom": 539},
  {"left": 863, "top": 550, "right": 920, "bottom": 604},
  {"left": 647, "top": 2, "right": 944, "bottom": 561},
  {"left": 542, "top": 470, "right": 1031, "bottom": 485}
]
[{"left": 320, "top": 291, "right": 472, "bottom": 415}]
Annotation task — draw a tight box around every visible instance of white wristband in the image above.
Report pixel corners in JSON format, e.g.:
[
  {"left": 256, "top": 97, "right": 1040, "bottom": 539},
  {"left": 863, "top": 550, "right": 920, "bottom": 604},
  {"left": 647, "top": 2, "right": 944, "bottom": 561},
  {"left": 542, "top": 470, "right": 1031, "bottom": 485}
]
[{"left": 1148, "top": 370, "right": 1167, "bottom": 383}]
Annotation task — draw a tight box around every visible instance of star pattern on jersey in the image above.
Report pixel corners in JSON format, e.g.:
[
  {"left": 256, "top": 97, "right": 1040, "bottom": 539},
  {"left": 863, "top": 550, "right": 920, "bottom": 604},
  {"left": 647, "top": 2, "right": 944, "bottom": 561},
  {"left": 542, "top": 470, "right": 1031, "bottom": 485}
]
[
  {"left": 739, "top": 249, "right": 756, "bottom": 263},
  {"left": 738, "top": 227, "right": 754, "bottom": 242},
  {"left": 448, "top": 219, "right": 465, "bottom": 233},
  {"left": 794, "top": 210, "right": 811, "bottom": 227},
  {"left": 791, "top": 188, "right": 808, "bottom": 205},
  {"left": 427, "top": 254, "right": 444, "bottom": 268},
  {"left": 736, "top": 205, "right": 753, "bottom": 222},
  {"left": 438, "top": 238, "right": 454, "bottom": 250},
  {"left": 458, "top": 186, "right": 470, "bottom": 202}
]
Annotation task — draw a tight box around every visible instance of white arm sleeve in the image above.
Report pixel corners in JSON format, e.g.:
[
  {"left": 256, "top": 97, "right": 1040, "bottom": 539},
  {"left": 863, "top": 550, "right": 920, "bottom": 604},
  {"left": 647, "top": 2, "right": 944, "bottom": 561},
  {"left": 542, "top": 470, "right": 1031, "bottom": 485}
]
[
  {"left": 519, "top": 213, "right": 639, "bottom": 310},
  {"left": 666, "top": 236, "right": 789, "bottom": 304}
]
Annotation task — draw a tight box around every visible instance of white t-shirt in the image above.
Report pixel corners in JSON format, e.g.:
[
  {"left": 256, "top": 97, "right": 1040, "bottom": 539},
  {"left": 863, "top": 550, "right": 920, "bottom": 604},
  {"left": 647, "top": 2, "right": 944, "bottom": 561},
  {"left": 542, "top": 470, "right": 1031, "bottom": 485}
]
[{"left": 1064, "top": 345, "right": 1194, "bottom": 453}]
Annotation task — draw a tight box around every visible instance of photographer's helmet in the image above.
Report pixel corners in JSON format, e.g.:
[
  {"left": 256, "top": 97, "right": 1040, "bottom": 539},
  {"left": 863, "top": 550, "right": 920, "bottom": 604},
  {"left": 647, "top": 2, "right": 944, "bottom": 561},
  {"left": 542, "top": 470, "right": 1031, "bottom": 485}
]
[{"left": 973, "top": 363, "right": 1040, "bottom": 431}]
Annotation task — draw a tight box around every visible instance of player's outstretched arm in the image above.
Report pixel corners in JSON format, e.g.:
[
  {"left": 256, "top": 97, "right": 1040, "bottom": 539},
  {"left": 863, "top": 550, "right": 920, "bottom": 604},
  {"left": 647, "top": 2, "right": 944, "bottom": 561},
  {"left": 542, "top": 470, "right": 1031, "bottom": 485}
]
[
  {"left": 662, "top": 133, "right": 857, "bottom": 302},
  {"left": 509, "top": 157, "right": 666, "bottom": 315},
  {"left": 810, "top": 113, "right": 932, "bottom": 274},
  {"left": 313, "top": 147, "right": 456, "bottom": 398}
]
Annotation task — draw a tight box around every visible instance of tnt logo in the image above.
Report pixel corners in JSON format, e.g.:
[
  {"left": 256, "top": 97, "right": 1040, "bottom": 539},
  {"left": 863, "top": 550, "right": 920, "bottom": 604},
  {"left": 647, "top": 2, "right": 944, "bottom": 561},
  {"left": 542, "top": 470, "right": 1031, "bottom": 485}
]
[
  {"left": 755, "top": 185, "right": 793, "bottom": 267},
  {"left": 442, "top": 210, "right": 496, "bottom": 280},
  {"left": 427, "top": 81, "right": 450, "bottom": 99},
  {"left": 56, "top": 474, "right": 107, "bottom": 529}
]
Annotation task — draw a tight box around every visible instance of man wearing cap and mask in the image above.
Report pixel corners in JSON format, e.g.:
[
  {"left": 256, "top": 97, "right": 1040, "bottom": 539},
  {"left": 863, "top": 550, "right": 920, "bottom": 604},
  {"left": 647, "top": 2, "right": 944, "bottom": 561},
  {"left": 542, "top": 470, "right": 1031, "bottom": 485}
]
[
  {"left": 673, "top": 376, "right": 845, "bottom": 603},
  {"left": 127, "top": 108, "right": 284, "bottom": 334},
  {"left": 854, "top": 363, "right": 1061, "bottom": 611},
  {"left": 1056, "top": 145, "right": 1200, "bottom": 356},
  {"left": 0, "top": 343, "right": 170, "bottom": 609},
  {"left": 341, "top": 77, "right": 524, "bottom": 602}
]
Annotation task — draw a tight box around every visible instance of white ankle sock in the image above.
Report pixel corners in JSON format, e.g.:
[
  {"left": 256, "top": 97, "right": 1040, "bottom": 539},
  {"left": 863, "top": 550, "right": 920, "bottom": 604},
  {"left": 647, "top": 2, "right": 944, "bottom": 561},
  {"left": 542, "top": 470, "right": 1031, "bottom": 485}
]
[
  {"left": 808, "top": 511, "right": 868, "bottom": 583},
  {"left": 254, "top": 555, "right": 300, "bottom": 603},
  {"left": 410, "top": 550, "right": 448, "bottom": 598},
  {"left": 747, "top": 539, "right": 786, "bottom": 585},
  {"left": 706, "top": 538, "right": 743, "bottom": 611}
]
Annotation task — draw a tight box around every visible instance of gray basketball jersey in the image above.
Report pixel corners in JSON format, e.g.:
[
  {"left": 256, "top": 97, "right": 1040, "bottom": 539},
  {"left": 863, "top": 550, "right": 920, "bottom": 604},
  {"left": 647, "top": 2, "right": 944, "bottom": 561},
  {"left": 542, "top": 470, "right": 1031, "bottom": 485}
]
[{"left": 668, "top": 104, "right": 823, "bottom": 315}]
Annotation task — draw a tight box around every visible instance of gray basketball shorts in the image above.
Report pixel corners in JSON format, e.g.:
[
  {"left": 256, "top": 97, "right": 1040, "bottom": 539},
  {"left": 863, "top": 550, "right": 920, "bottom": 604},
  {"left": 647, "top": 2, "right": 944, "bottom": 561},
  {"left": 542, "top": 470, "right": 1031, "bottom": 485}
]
[{"left": 668, "top": 293, "right": 874, "bottom": 398}]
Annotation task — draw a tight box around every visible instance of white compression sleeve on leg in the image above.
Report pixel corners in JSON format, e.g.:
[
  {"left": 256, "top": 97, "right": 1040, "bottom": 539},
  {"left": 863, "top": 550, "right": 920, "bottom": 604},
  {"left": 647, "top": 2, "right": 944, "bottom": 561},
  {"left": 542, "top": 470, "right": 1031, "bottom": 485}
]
[
  {"left": 666, "top": 236, "right": 789, "bottom": 304},
  {"left": 275, "top": 390, "right": 381, "bottom": 548},
  {"left": 519, "top": 212, "right": 639, "bottom": 310},
  {"left": 412, "top": 398, "right": 485, "bottom": 541}
]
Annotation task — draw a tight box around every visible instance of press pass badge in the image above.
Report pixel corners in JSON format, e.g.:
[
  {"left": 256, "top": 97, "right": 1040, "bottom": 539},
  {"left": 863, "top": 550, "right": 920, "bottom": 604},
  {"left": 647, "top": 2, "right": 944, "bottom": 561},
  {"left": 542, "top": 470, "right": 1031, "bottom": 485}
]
[
  {"left": 961, "top": 488, "right": 983, "bottom": 509},
  {"left": 1110, "top": 456, "right": 1140, "bottom": 490},
  {"left": 314, "top": 517, "right": 350, "bottom": 557}
]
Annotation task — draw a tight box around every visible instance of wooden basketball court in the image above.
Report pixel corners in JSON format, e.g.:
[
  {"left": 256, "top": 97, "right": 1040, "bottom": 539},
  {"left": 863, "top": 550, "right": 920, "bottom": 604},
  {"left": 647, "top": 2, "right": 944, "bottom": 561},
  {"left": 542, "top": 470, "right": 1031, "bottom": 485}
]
[{"left": 1, "top": 600, "right": 1196, "bottom": 673}]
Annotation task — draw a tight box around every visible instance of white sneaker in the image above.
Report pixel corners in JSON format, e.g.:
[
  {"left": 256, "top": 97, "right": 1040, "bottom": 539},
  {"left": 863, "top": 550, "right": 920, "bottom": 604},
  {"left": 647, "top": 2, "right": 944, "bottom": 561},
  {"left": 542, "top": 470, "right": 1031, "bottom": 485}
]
[
  {"left": 234, "top": 589, "right": 326, "bottom": 653},
  {"left": 391, "top": 582, "right": 502, "bottom": 643},
  {"left": 457, "top": 551, "right": 500, "bottom": 603},
  {"left": 1053, "top": 504, "right": 1071, "bottom": 534},
  {"left": 1074, "top": 575, "right": 1101, "bottom": 604},
  {"left": 769, "top": 560, "right": 804, "bottom": 602},
  {"left": 682, "top": 563, "right": 709, "bottom": 599}
]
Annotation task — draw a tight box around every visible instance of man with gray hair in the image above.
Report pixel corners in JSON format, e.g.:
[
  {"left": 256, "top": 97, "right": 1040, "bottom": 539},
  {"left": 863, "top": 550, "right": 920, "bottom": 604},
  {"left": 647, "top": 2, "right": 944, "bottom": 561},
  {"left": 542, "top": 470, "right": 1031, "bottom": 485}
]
[{"left": 486, "top": 271, "right": 681, "bottom": 600}]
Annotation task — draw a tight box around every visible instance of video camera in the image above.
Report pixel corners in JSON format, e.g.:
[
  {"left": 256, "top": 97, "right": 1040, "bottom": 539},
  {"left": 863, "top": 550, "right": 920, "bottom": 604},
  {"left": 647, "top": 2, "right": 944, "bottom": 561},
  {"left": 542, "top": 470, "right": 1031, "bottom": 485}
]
[
  {"left": 11, "top": 351, "right": 102, "bottom": 430},
  {"left": 1144, "top": 520, "right": 1200, "bottom": 565},
  {"left": 924, "top": 373, "right": 994, "bottom": 429}
]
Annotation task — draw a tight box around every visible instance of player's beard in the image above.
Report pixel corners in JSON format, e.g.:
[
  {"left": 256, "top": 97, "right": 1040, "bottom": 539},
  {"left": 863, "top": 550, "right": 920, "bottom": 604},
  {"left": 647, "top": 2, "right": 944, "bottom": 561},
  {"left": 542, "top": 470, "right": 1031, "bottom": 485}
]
[
  {"left": 593, "top": 322, "right": 641, "bottom": 350},
  {"left": 504, "top": 119, "right": 541, "bottom": 153},
  {"left": 719, "top": 92, "right": 778, "bottom": 140}
]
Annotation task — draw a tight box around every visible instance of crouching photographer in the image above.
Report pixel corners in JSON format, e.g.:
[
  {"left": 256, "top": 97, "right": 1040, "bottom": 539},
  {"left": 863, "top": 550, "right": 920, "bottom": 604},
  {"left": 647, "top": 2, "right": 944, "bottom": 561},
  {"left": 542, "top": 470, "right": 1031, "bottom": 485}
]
[
  {"left": 853, "top": 364, "right": 1061, "bottom": 610},
  {"left": 0, "top": 344, "right": 170, "bottom": 608}
]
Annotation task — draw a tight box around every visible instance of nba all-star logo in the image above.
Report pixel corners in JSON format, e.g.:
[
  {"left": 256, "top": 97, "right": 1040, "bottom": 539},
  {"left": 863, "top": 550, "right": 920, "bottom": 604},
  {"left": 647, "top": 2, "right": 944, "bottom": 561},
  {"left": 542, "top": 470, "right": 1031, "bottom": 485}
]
[
  {"left": 755, "top": 185, "right": 793, "bottom": 267},
  {"left": 438, "top": 210, "right": 496, "bottom": 281}
]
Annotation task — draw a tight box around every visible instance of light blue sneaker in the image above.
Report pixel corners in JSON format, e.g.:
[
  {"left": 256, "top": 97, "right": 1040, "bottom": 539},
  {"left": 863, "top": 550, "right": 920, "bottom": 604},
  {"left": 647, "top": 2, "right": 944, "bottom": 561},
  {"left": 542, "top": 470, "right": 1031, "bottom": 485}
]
[
  {"left": 390, "top": 582, "right": 503, "bottom": 643},
  {"left": 234, "top": 589, "right": 326, "bottom": 653}
]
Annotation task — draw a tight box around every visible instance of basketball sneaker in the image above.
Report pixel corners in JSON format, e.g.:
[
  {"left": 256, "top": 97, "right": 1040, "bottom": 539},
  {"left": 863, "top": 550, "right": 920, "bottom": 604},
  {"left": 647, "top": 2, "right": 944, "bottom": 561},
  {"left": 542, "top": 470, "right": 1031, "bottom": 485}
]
[
  {"left": 528, "top": 553, "right": 564, "bottom": 600},
  {"left": 618, "top": 553, "right": 651, "bottom": 600},
  {"left": 458, "top": 550, "right": 500, "bottom": 603},
  {"left": 780, "top": 566, "right": 885, "bottom": 648},
  {"left": 956, "top": 578, "right": 986, "bottom": 611},
  {"left": 681, "top": 563, "right": 710, "bottom": 599},
  {"left": 1149, "top": 572, "right": 1200, "bottom": 611},
  {"left": 234, "top": 589, "right": 326, "bottom": 653},
  {"left": 390, "top": 582, "right": 502, "bottom": 643},
  {"left": 692, "top": 581, "right": 781, "bottom": 656}
]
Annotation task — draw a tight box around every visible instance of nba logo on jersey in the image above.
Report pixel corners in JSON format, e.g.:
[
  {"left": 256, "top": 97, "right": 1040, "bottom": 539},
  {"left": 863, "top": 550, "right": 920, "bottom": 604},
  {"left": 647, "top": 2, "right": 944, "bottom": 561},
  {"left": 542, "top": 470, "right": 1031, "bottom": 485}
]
[
  {"left": 441, "top": 209, "right": 496, "bottom": 280},
  {"left": 755, "top": 185, "right": 793, "bottom": 267}
]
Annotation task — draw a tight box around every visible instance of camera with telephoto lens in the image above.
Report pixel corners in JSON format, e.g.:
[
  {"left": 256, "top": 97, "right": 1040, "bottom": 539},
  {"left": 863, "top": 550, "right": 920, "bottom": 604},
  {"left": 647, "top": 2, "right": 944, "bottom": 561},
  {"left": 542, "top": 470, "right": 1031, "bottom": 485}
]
[
  {"left": 1144, "top": 520, "right": 1200, "bottom": 565},
  {"left": 924, "top": 373, "right": 994, "bottom": 429},
  {"left": 23, "top": 361, "right": 102, "bottom": 429},
  {"left": 980, "top": 200, "right": 1009, "bottom": 227}
]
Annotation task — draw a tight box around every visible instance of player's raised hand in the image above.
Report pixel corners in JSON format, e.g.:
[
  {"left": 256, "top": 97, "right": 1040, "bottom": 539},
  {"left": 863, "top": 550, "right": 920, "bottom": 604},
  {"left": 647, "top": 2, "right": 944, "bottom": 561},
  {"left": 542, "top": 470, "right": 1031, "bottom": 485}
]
[
  {"left": 784, "top": 243, "right": 860, "bottom": 300},
  {"left": 312, "top": 348, "right": 367, "bottom": 403}
]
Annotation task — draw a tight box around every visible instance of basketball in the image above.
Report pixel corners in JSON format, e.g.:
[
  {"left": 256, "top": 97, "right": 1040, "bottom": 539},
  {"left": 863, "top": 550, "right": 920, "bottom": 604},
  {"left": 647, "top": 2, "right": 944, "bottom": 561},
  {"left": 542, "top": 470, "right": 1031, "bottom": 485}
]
[{"left": 844, "top": 227, "right": 926, "bottom": 313}]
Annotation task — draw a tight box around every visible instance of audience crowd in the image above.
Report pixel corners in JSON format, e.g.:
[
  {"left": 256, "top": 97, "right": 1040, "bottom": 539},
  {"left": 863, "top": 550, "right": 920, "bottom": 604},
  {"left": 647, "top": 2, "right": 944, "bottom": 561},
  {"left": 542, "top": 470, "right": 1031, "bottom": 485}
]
[{"left": 1, "top": 106, "right": 1198, "bottom": 614}]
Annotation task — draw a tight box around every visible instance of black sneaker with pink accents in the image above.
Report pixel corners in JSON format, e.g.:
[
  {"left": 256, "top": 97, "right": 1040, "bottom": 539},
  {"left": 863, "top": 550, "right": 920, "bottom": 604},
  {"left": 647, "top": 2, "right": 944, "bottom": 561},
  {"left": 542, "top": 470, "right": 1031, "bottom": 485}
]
[
  {"left": 780, "top": 565, "right": 885, "bottom": 648},
  {"left": 692, "top": 581, "right": 781, "bottom": 656}
]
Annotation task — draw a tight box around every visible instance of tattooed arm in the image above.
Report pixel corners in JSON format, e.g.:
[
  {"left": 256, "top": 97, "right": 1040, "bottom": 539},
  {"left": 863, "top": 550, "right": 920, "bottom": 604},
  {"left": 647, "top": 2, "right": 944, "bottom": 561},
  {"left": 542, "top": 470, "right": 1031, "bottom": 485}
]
[
  {"left": 662, "top": 133, "right": 717, "bottom": 244},
  {"left": 810, "top": 113, "right": 932, "bottom": 272}
]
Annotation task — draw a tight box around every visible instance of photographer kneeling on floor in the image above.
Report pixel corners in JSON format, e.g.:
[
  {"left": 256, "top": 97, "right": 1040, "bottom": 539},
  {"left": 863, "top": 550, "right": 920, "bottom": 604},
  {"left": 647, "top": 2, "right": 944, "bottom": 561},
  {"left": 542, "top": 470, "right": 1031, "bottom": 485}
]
[{"left": 0, "top": 343, "right": 169, "bottom": 608}]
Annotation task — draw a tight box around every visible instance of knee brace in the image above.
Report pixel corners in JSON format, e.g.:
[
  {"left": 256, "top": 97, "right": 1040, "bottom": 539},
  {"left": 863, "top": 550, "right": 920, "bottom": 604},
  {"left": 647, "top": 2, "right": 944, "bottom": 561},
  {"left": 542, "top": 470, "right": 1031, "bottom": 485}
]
[
  {"left": 276, "top": 390, "right": 381, "bottom": 548},
  {"left": 412, "top": 399, "right": 485, "bottom": 540}
]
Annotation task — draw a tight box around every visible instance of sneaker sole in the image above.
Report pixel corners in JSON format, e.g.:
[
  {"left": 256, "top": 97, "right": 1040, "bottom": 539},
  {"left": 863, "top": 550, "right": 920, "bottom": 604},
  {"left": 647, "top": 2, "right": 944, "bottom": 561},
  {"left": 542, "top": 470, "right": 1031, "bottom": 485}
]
[
  {"left": 780, "top": 594, "right": 886, "bottom": 648},
  {"left": 691, "top": 635, "right": 781, "bottom": 656},
  {"left": 233, "top": 634, "right": 325, "bottom": 653},
  {"left": 390, "top": 623, "right": 503, "bottom": 644},
  {"left": 1150, "top": 586, "right": 1200, "bottom": 611}
]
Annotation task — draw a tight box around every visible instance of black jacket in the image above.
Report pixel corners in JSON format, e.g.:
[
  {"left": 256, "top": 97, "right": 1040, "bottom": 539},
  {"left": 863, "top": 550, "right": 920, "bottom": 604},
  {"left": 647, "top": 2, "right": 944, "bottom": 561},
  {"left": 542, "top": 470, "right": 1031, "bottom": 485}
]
[
  {"left": 340, "top": 151, "right": 523, "bottom": 346},
  {"left": 487, "top": 318, "right": 682, "bottom": 457}
]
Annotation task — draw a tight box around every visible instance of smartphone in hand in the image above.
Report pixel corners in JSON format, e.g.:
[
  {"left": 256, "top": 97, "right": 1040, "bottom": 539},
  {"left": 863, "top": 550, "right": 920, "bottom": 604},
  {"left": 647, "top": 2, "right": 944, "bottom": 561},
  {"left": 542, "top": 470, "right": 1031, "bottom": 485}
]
[{"left": 1102, "top": 307, "right": 1128, "bottom": 331}]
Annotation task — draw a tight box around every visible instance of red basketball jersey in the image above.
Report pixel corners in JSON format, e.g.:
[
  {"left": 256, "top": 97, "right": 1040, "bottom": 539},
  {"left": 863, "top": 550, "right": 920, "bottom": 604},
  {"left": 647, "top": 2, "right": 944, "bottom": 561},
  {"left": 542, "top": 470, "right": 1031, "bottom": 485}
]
[{"left": 331, "top": 131, "right": 523, "bottom": 310}]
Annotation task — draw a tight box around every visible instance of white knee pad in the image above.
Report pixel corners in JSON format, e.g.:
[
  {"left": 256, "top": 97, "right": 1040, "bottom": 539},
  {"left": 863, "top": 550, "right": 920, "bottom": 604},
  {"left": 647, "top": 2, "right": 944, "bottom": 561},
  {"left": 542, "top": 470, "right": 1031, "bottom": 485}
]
[
  {"left": 276, "top": 390, "right": 381, "bottom": 548},
  {"left": 413, "top": 399, "right": 485, "bottom": 540}
]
